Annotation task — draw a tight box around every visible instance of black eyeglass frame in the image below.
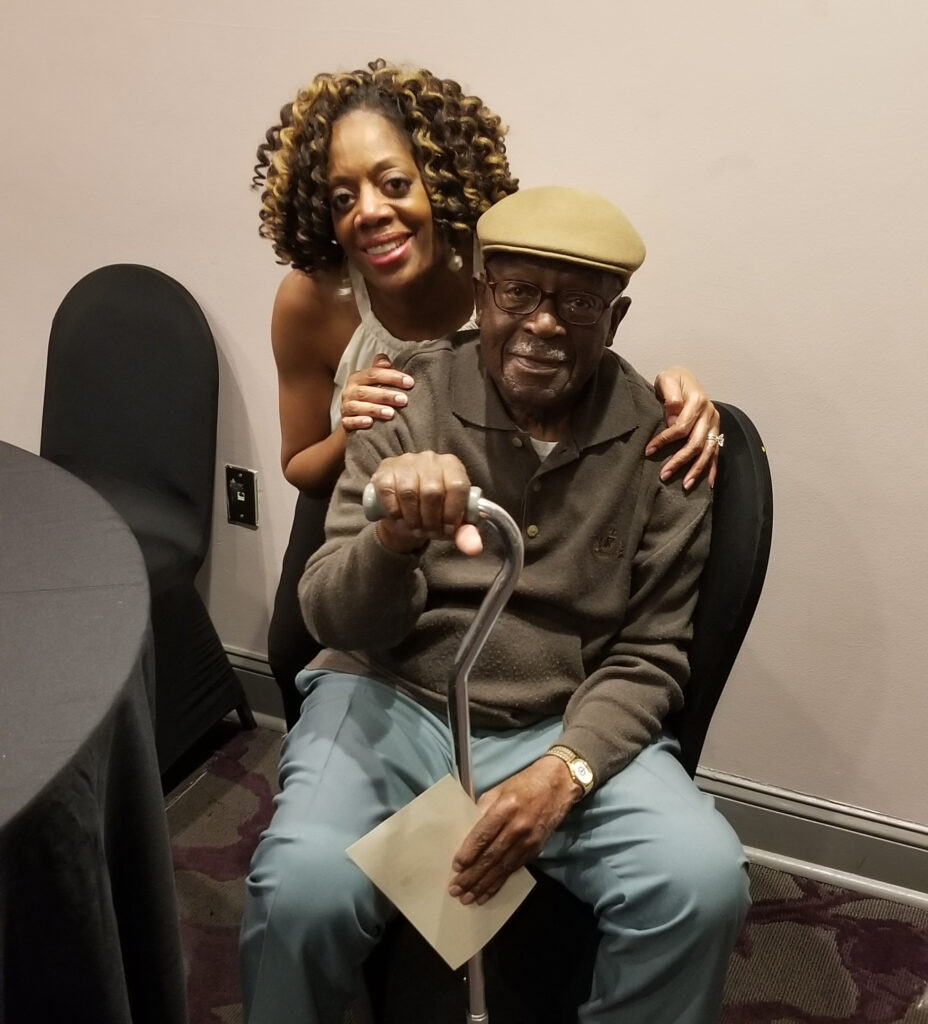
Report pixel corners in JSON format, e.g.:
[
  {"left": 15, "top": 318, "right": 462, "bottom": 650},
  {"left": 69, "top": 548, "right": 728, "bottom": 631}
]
[{"left": 482, "top": 274, "right": 625, "bottom": 326}]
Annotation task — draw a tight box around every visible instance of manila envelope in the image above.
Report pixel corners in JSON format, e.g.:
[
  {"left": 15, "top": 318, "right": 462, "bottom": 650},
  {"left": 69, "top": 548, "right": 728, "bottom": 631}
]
[{"left": 347, "top": 774, "right": 535, "bottom": 969}]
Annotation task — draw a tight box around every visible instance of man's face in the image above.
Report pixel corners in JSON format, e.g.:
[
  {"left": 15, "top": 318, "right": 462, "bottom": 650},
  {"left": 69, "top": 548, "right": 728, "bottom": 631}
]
[{"left": 474, "top": 255, "right": 629, "bottom": 436}]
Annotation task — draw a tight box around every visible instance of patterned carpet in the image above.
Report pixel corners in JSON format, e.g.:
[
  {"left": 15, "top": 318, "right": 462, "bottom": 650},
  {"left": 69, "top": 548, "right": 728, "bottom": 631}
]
[{"left": 166, "top": 724, "right": 928, "bottom": 1024}]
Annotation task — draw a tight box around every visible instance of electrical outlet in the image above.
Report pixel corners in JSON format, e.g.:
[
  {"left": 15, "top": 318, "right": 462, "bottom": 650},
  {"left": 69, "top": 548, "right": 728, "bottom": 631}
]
[{"left": 225, "top": 466, "right": 258, "bottom": 528}]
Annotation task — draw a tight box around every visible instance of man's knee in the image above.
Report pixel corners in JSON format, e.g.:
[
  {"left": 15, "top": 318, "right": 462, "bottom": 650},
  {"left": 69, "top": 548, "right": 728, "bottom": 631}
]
[
  {"left": 246, "top": 826, "right": 382, "bottom": 946},
  {"left": 654, "top": 815, "right": 750, "bottom": 935},
  {"left": 591, "top": 808, "right": 749, "bottom": 943}
]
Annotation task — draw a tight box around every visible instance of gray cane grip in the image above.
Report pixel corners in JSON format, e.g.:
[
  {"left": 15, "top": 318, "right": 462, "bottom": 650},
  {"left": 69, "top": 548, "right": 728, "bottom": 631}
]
[
  {"left": 361, "top": 481, "right": 387, "bottom": 522},
  {"left": 362, "top": 481, "right": 482, "bottom": 524}
]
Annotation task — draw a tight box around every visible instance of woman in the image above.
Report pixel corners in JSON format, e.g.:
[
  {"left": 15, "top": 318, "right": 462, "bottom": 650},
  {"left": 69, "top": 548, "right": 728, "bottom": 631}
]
[{"left": 254, "top": 59, "right": 722, "bottom": 728}]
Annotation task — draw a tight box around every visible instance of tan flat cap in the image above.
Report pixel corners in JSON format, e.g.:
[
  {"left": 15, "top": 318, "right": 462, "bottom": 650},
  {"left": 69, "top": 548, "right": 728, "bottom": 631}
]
[{"left": 476, "top": 186, "right": 645, "bottom": 282}]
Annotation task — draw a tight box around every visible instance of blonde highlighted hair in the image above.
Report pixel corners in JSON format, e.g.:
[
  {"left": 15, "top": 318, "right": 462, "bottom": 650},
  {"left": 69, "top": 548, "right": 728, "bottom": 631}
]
[{"left": 253, "top": 59, "right": 519, "bottom": 272}]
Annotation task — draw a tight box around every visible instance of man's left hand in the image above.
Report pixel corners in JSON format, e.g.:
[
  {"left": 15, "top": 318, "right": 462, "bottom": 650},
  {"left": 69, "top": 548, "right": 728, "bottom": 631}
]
[{"left": 448, "top": 757, "right": 581, "bottom": 905}]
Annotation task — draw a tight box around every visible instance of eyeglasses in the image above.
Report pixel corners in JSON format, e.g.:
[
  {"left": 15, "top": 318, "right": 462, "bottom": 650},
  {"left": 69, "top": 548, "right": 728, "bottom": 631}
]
[{"left": 483, "top": 275, "right": 623, "bottom": 326}]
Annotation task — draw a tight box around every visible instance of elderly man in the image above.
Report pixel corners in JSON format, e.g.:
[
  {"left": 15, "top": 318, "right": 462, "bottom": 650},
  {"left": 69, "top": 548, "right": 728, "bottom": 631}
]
[{"left": 241, "top": 187, "right": 749, "bottom": 1023}]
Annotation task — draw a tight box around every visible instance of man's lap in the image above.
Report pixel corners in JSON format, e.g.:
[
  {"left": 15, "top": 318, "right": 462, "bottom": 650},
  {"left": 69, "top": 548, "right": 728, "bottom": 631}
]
[
  {"left": 272, "top": 670, "right": 739, "bottom": 898},
  {"left": 243, "top": 671, "right": 747, "bottom": 1022},
  {"left": 271, "top": 670, "right": 454, "bottom": 839}
]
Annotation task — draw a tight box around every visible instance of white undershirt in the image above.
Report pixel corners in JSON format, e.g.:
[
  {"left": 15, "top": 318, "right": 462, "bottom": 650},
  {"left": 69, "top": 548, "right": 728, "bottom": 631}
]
[{"left": 529, "top": 438, "right": 558, "bottom": 460}]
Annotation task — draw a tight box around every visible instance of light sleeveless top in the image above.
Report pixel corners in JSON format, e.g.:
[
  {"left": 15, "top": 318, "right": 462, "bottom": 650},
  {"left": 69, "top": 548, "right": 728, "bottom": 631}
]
[{"left": 328, "top": 263, "right": 478, "bottom": 430}]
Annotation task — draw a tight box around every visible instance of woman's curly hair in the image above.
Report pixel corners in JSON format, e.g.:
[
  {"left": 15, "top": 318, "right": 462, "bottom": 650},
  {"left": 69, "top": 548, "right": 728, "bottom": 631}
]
[{"left": 253, "top": 59, "right": 519, "bottom": 272}]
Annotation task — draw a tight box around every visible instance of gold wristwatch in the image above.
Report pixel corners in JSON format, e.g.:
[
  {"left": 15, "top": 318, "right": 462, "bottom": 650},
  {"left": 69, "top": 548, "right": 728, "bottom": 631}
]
[{"left": 546, "top": 745, "right": 595, "bottom": 796}]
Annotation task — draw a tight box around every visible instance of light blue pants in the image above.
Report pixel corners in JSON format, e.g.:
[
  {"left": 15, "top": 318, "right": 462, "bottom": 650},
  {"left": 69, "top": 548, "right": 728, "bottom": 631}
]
[{"left": 240, "top": 671, "right": 750, "bottom": 1023}]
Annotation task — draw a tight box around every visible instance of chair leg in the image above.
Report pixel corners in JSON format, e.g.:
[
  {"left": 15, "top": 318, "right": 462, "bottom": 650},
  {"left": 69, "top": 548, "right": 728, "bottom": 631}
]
[{"left": 236, "top": 702, "right": 257, "bottom": 730}]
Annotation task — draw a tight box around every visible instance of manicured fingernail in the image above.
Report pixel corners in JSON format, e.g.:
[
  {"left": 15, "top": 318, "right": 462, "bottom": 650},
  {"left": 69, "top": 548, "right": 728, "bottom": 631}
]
[
  {"left": 660, "top": 469, "right": 671, "bottom": 481},
  {"left": 380, "top": 407, "right": 394, "bottom": 418},
  {"left": 394, "top": 393, "right": 407, "bottom": 406},
  {"left": 684, "top": 478, "right": 694, "bottom": 490},
  {"left": 402, "top": 376, "right": 414, "bottom": 387},
  {"left": 646, "top": 445, "right": 657, "bottom": 456},
  {"left": 448, "top": 885, "right": 461, "bottom": 897}
]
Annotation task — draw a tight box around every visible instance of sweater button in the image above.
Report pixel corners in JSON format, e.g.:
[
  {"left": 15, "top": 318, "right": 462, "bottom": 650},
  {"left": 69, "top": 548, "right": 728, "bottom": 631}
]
[
  {"left": 511, "top": 435, "right": 523, "bottom": 448},
  {"left": 526, "top": 524, "right": 539, "bottom": 538}
]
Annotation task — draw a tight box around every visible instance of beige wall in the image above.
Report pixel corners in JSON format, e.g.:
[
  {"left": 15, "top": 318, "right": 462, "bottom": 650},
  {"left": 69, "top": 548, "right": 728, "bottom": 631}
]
[{"left": 2, "top": 1, "right": 926, "bottom": 827}]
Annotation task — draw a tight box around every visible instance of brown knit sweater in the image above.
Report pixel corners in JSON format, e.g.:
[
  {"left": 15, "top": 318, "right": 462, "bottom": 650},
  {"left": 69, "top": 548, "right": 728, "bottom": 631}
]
[{"left": 300, "top": 333, "right": 712, "bottom": 786}]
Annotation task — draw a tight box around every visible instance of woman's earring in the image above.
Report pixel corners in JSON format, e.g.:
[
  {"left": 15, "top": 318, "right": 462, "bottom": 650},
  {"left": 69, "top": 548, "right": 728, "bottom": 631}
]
[
  {"left": 336, "top": 266, "right": 353, "bottom": 299},
  {"left": 448, "top": 247, "right": 464, "bottom": 272}
]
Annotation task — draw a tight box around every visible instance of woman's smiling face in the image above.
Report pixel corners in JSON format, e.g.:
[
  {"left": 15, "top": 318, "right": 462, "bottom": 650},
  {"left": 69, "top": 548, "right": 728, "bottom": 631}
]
[{"left": 327, "top": 108, "right": 440, "bottom": 291}]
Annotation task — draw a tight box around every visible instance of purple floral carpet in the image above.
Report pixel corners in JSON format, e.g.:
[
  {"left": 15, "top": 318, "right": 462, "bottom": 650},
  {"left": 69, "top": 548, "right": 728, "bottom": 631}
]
[{"left": 166, "top": 725, "right": 928, "bottom": 1024}]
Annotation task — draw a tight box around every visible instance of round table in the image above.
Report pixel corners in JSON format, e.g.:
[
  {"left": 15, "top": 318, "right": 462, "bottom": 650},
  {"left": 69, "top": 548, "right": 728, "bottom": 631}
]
[{"left": 0, "top": 441, "right": 187, "bottom": 1024}]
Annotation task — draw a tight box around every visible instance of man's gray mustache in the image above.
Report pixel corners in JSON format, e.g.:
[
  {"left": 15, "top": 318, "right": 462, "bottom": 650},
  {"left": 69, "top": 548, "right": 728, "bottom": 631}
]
[{"left": 508, "top": 344, "right": 569, "bottom": 362}]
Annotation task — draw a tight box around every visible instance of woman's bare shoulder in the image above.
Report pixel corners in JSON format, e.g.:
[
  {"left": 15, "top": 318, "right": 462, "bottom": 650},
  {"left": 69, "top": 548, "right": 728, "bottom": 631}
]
[
  {"left": 271, "top": 268, "right": 359, "bottom": 374},
  {"left": 272, "top": 267, "right": 354, "bottom": 336}
]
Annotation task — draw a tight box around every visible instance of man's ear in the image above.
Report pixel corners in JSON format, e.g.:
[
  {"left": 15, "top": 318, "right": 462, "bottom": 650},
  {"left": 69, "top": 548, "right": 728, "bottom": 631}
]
[{"left": 607, "top": 296, "right": 631, "bottom": 341}]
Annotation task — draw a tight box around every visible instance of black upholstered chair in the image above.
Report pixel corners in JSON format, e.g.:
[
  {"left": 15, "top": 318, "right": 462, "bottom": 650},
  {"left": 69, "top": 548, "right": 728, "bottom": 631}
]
[
  {"left": 40, "top": 263, "right": 255, "bottom": 775},
  {"left": 363, "top": 401, "right": 774, "bottom": 1023}
]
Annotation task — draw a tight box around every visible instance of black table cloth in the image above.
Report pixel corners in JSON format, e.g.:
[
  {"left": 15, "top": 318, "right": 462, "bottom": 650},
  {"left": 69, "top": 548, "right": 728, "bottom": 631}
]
[{"left": 0, "top": 441, "right": 187, "bottom": 1024}]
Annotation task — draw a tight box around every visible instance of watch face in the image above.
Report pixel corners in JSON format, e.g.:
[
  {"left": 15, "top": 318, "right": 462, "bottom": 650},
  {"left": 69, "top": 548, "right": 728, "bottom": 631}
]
[{"left": 574, "top": 761, "right": 593, "bottom": 785}]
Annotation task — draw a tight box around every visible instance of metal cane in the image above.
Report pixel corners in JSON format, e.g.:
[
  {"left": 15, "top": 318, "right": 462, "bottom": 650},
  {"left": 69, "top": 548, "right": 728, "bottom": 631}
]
[{"left": 363, "top": 482, "right": 525, "bottom": 1024}]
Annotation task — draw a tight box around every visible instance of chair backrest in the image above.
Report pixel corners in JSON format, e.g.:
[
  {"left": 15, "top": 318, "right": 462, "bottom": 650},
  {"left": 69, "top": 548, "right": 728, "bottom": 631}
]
[
  {"left": 669, "top": 401, "right": 773, "bottom": 776},
  {"left": 40, "top": 264, "right": 219, "bottom": 566}
]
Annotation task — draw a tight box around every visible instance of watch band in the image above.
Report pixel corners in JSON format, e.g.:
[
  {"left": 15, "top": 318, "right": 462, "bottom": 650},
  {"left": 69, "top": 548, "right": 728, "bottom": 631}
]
[{"left": 546, "top": 745, "right": 595, "bottom": 796}]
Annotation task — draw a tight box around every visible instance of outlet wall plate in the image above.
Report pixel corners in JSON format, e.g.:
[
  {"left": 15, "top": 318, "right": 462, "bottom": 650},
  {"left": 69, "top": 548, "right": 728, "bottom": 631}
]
[{"left": 225, "top": 466, "right": 258, "bottom": 528}]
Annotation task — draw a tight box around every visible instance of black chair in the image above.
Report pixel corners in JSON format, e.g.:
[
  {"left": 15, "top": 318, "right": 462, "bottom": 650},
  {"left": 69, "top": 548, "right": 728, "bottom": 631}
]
[
  {"left": 40, "top": 263, "right": 255, "bottom": 776},
  {"left": 363, "top": 400, "right": 774, "bottom": 1023}
]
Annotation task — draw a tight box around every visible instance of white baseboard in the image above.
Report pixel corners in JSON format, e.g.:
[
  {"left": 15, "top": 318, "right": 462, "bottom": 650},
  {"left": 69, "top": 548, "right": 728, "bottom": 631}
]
[
  {"left": 227, "top": 649, "right": 285, "bottom": 722},
  {"left": 697, "top": 767, "right": 928, "bottom": 903},
  {"left": 251, "top": 710, "right": 286, "bottom": 733},
  {"left": 227, "top": 648, "right": 928, "bottom": 904}
]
